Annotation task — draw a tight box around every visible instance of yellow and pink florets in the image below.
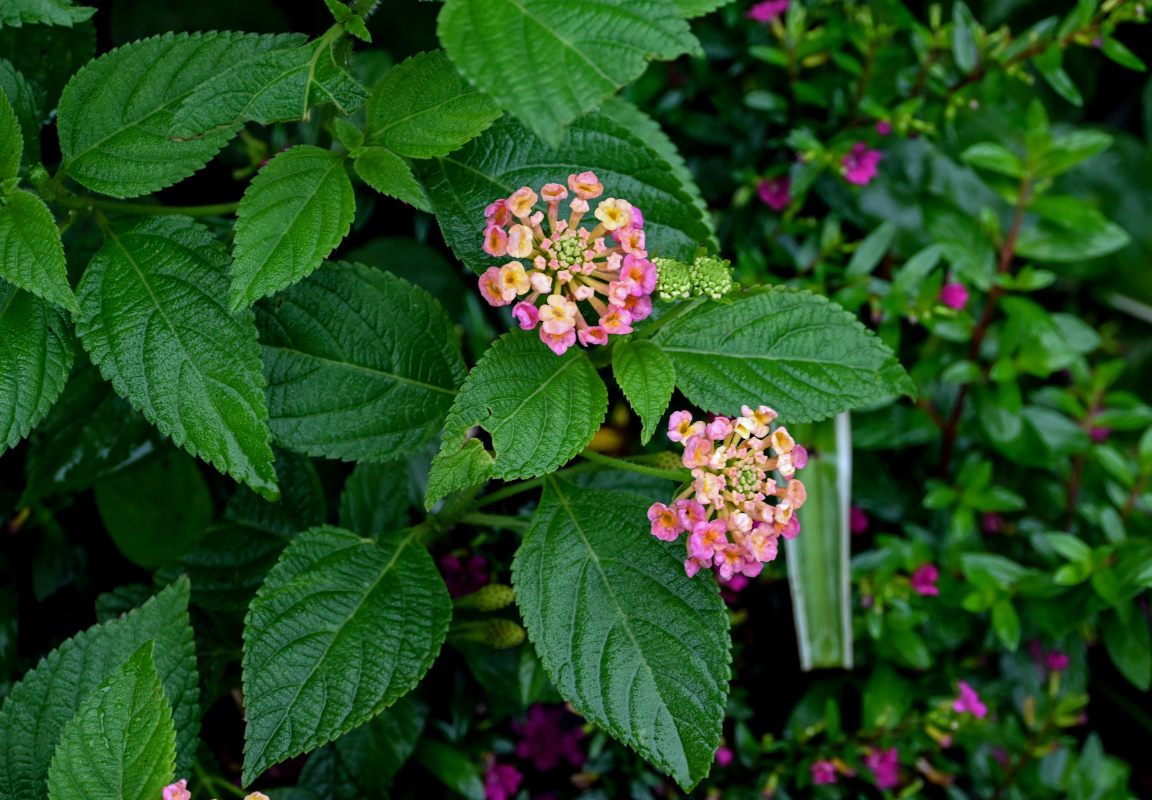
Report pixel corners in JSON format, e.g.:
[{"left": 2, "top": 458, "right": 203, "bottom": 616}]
[
  {"left": 648, "top": 405, "right": 809, "bottom": 579},
  {"left": 477, "top": 172, "right": 656, "bottom": 355}
]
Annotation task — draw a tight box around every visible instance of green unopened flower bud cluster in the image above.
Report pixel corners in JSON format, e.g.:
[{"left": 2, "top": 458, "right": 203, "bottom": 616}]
[{"left": 655, "top": 255, "right": 734, "bottom": 301}]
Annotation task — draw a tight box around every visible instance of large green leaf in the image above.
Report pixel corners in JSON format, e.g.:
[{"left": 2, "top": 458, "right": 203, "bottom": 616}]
[
  {"left": 353, "top": 146, "right": 431, "bottom": 210},
  {"left": 45, "top": 645, "right": 175, "bottom": 800},
  {"left": 75, "top": 216, "right": 278, "bottom": 498},
  {"left": 512, "top": 479, "right": 730, "bottom": 790},
  {"left": 0, "top": 190, "right": 78, "bottom": 311},
  {"left": 652, "top": 289, "right": 915, "bottom": 422},
  {"left": 0, "top": 59, "right": 40, "bottom": 166},
  {"left": 413, "top": 114, "right": 715, "bottom": 274},
  {"left": 0, "top": 90, "right": 19, "bottom": 177},
  {"left": 230, "top": 146, "right": 355, "bottom": 310},
  {"left": 170, "top": 37, "right": 365, "bottom": 138},
  {"left": 242, "top": 526, "right": 451, "bottom": 784},
  {"left": 94, "top": 447, "right": 212, "bottom": 569},
  {"left": 364, "top": 50, "right": 501, "bottom": 158},
  {"left": 427, "top": 332, "right": 607, "bottom": 508},
  {"left": 612, "top": 338, "right": 675, "bottom": 445},
  {"left": 56, "top": 31, "right": 301, "bottom": 197},
  {"left": 437, "top": 0, "right": 698, "bottom": 144},
  {"left": 295, "top": 695, "right": 427, "bottom": 800},
  {"left": 0, "top": 280, "right": 74, "bottom": 456},
  {"left": 0, "top": 0, "right": 94, "bottom": 28},
  {"left": 0, "top": 579, "right": 198, "bottom": 800},
  {"left": 256, "top": 262, "right": 465, "bottom": 462}
]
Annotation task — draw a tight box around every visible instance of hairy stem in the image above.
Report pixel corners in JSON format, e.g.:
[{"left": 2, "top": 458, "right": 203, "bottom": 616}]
[{"left": 579, "top": 448, "right": 687, "bottom": 481}]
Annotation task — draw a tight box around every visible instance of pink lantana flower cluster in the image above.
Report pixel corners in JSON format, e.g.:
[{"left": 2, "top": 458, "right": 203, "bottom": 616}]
[
  {"left": 647, "top": 405, "right": 809, "bottom": 578},
  {"left": 163, "top": 781, "right": 267, "bottom": 800},
  {"left": 477, "top": 172, "right": 656, "bottom": 355}
]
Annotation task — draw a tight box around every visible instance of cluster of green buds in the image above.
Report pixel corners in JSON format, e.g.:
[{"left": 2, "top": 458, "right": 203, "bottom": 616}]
[
  {"left": 451, "top": 584, "right": 525, "bottom": 649},
  {"left": 653, "top": 254, "right": 735, "bottom": 300}
]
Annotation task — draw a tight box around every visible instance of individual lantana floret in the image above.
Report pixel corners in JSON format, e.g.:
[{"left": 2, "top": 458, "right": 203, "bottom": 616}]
[
  {"left": 476, "top": 172, "right": 657, "bottom": 355},
  {"left": 647, "top": 405, "right": 809, "bottom": 578}
]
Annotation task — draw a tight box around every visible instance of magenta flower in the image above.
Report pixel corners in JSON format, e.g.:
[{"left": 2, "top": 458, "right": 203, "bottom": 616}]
[
  {"left": 940, "top": 282, "right": 970, "bottom": 310},
  {"left": 745, "top": 0, "right": 788, "bottom": 22},
  {"left": 476, "top": 173, "right": 656, "bottom": 355},
  {"left": 849, "top": 506, "right": 869, "bottom": 534},
  {"left": 910, "top": 564, "right": 939, "bottom": 596},
  {"left": 841, "top": 142, "right": 882, "bottom": 185},
  {"left": 876, "top": 120, "right": 892, "bottom": 136},
  {"left": 864, "top": 747, "right": 899, "bottom": 789},
  {"left": 484, "top": 760, "right": 522, "bottom": 800},
  {"left": 647, "top": 406, "right": 809, "bottom": 577},
  {"left": 953, "top": 680, "right": 988, "bottom": 719},
  {"left": 440, "top": 554, "right": 490, "bottom": 598},
  {"left": 982, "top": 513, "right": 1002, "bottom": 534},
  {"left": 1046, "top": 650, "right": 1070, "bottom": 672},
  {"left": 717, "top": 572, "right": 749, "bottom": 603},
  {"left": 1090, "top": 426, "right": 1112, "bottom": 443},
  {"left": 163, "top": 781, "right": 191, "bottom": 800},
  {"left": 811, "top": 759, "right": 838, "bottom": 785},
  {"left": 512, "top": 704, "right": 585, "bottom": 771},
  {"left": 757, "top": 177, "right": 791, "bottom": 211},
  {"left": 715, "top": 746, "right": 734, "bottom": 767}
]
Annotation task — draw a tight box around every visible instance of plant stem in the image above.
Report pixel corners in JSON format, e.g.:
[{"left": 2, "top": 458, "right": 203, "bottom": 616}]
[
  {"left": 45, "top": 187, "right": 239, "bottom": 218},
  {"left": 579, "top": 449, "right": 687, "bottom": 481},
  {"left": 636, "top": 296, "right": 705, "bottom": 340},
  {"left": 460, "top": 512, "right": 529, "bottom": 530},
  {"left": 938, "top": 175, "right": 1032, "bottom": 476}
]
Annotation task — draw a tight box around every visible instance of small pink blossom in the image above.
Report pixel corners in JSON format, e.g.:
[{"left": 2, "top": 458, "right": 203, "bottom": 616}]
[
  {"left": 479, "top": 267, "right": 508, "bottom": 307},
  {"left": 540, "top": 328, "right": 576, "bottom": 355},
  {"left": 577, "top": 325, "right": 608, "bottom": 347},
  {"left": 689, "top": 519, "right": 728, "bottom": 560},
  {"left": 876, "top": 120, "right": 892, "bottom": 136},
  {"left": 568, "top": 171, "right": 603, "bottom": 200},
  {"left": 163, "top": 780, "right": 191, "bottom": 800},
  {"left": 864, "top": 747, "right": 899, "bottom": 789},
  {"left": 940, "top": 282, "right": 970, "bottom": 310},
  {"left": 745, "top": 0, "right": 788, "bottom": 22},
  {"left": 841, "top": 142, "right": 882, "bottom": 185},
  {"left": 599, "top": 308, "right": 633, "bottom": 335},
  {"left": 811, "top": 760, "right": 838, "bottom": 785},
  {"left": 911, "top": 564, "right": 940, "bottom": 596},
  {"left": 483, "top": 225, "right": 508, "bottom": 257},
  {"left": 706, "top": 416, "right": 733, "bottom": 441},
  {"left": 682, "top": 434, "right": 713, "bottom": 468},
  {"left": 757, "top": 176, "right": 791, "bottom": 211},
  {"left": 668, "top": 410, "right": 699, "bottom": 443},
  {"left": 717, "top": 572, "right": 749, "bottom": 603},
  {"left": 850, "top": 506, "right": 869, "bottom": 534},
  {"left": 1090, "top": 426, "right": 1112, "bottom": 443},
  {"left": 791, "top": 444, "right": 808, "bottom": 469},
  {"left": 648, "top": 503, "right": 683, "bottom": 542},
  {"left": 676, "top": 499, "right": 707, "bottom": 530},
  {"left": 715, "top": 746, "right": 734, "bottom": 767},
  {"left": 1047, "top": 650, "right": 1070, "bottom": 671},
  {"left": 485, "top": 199, "right": 511, "bottom": 227},
  {"left": 484, "top": 760, "right": 522, "bottom": 800},
  {"left": 953, "top": 680, "right": 988, "bottom": 719},
  {"left": 622, "top": 293, "right": 653, "bottom": 322},
  {"left": 512, "top": 301, "right": 539, "bottom": 330}
]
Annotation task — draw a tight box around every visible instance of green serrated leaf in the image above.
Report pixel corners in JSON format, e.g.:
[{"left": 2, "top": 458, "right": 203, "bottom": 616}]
[
  {"left": 599, "top": 97, "right": 712, "bottom": 240},
  {"left": 340, "top": 461, "right": 412, "bottom": 538},
  {"left": 57, "top": 31, "right": 302, "bottom": 198},
  {"left": 297, "top": 695, "right": 427, "bottom": 800},
  {"left": 612, "top": 339, "right": 675, "bottom": 444},
  {"left": 353, "top": 147, "right": 431, "bottom": 211},
  {"left": 0, "top": 59, "right": 40, "bottom": 166},
  {"left": 0, "top": 90, "right": 20, "bottom": 177},
  {"left": 0, "top": 0, "right": 94, "bottom": 28},
  {"left": 365, "top": 50, "right": 501, "bottom": 158},
  {"left": 230, "top": 146, "right": 355, "bottom": 309},
  {"left": 45, "top": 645, "right": 175, "bottom": 800},
  {"left": 424, "top": 438, "right": 495, "bottom": 511},
  {"left": 0, "top": 579, "right": 198, "bottom": 800},
  {"left": 170, "top": 37, "right": 366, "bottom": 139},
  {"left": 512, "top": 478, "right": 730, "bottom": 790},
  {"left": 256, "top": 261, "right": 466, "bottom": 462},
  {"left": 76, "top": 216, "right": 279, "bottom": 499},
  {"left": 0, "top": 190, "right": 77, "bottom": 311},
  {"left": 94, "top": 447, "right": 211, "bottom": 569},
  {"left": 428, "top": 332, "right": 607, "bottom": 504},
  {"left": 651, "top": 289, "right": 915, "bottom": 422},
  {"left": 673, "top": 0, "right": 735, "bottom": 18},
  {"left": 0, "top": 279, "right": 73, "bottom": 456},
  {"left": 242, "top": 526, "right": 451, "bottom": 784},
  {"left": 414, "top": 114, "right": 714, "bottom": 275},
  {"left": 438, "top": 0, "right": 697, "bottom": 145}
]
